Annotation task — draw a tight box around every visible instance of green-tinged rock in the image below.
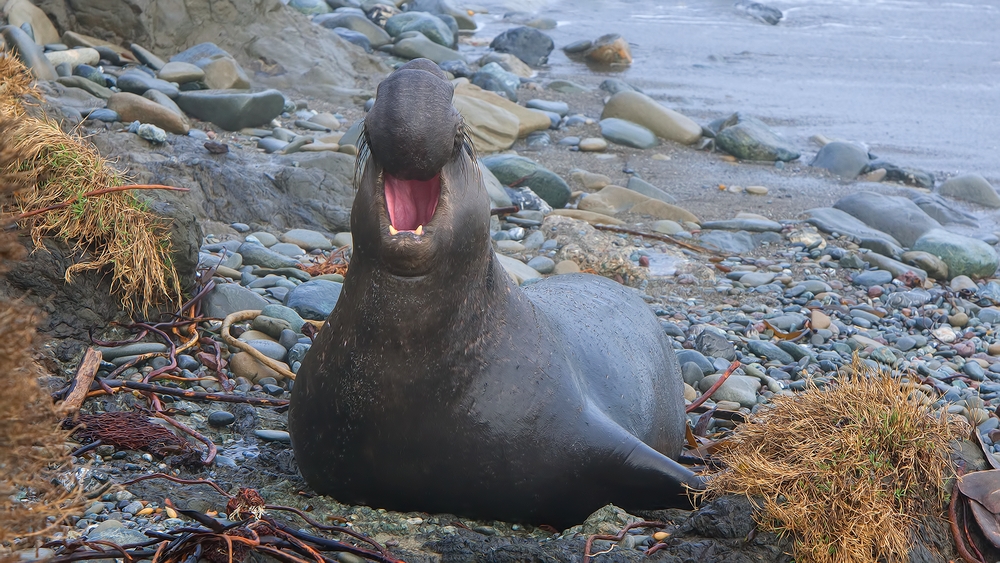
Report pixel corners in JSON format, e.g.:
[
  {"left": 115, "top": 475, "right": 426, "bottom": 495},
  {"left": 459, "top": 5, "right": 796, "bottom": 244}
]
[
  {"left": 482, "top": 154, "right": 571, "bottom": 209},
  {"left": 598, "top": 118, "right": 658, "bottom": 149},
  {"left": 175, "top": 89, "right": 285, "bottom": 131},
  {"left": 913, "top": 228, "right": 999, "bottom": 279},
  {"left": 715, "top": 113, "right": 799, "bottom": 162},
  {"left": 56, "top": 75, "right": 112, "bottom": 99},
  {"left": 389, "top": 32, "right": 465, "bottom": 64},
  {"left": 385, "top": 12, "right": 454, "bottom": 47}
]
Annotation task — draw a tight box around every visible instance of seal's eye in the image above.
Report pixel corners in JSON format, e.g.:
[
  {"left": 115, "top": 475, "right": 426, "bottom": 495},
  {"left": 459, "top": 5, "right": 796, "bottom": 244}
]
[{"left": 384, "top": 173, "right": 441, "bottom": 233}]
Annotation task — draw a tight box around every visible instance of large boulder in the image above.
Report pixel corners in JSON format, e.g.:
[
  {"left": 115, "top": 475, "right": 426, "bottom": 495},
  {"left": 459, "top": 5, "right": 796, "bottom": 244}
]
[
  {"left": 35, "top": 0, "right": 388, "bottom": 100},
  {"left": 809, "top": 141, "right": 870, "bottom": 178},
  {"left": 714, "top": 113, "right": 799, "bottom": 162},
  {"left": 913, "top": 229, "right": 999, "bottom": 279},
  {"left": 489, "top": 26, "right": 553, "bottom": 67},
  {"left": 832, "top": 192, "right": 941, "bottom": 248},
  {"left": 482, "top": 154, "right": 571, "bottom": 209},
  {"left": 452, "top": 94, "right": 519, "bottom": 153},
  {"left": 91, "top": 133, "right": 355, "bottom": 234},
  {"left": 938, "top": 174, "right": 1000, "bottom": 208},
  {"left": 601, "top": 90, "right": 701, "bottom": 145},
  {"left": 175, "top": 89, "right": 285, "bottom": 131},
  {"left": 453, "top": 83, "right": 550, "bottom": 137}
]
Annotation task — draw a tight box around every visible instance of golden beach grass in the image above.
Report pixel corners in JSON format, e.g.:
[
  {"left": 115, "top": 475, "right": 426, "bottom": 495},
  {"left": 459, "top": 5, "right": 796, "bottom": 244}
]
[{"left": 705, "top": 358, "right": 964, "bottom": 563}]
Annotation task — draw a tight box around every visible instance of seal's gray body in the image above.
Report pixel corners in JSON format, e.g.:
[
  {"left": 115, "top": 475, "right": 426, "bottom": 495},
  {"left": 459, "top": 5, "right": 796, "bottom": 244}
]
[{"left": 288, "top": 59, "right": 697, "bottom": 528}]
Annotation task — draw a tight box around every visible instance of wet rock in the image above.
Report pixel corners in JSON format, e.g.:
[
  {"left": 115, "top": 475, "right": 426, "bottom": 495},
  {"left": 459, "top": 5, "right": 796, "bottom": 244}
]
[
  {"left": 489, "top": 26, "right": 554, "bottom": 67},
  {"left": 497, "top": 254, "right": 542, "bottom": 284},
  {"left": 5, "top": 0, "right": 60, "bottom": 44},
  {"left": 203, "top": 283, "right": 269, "bottom": 319},
  {"left": 714, "top": 113, "right": 799, "bottom": 162},
  {"left": 626, "top": 176, "right": 676, "bottom": 204},
  {"left": 280, "top": 229, "right": 332, "bottom": 251},
  {"left": 526, "top": 99, "right": 569, "bottom": 116},
  {"left": 452, "top": 95, "right": 519, "bottom": 152},
  {"left": 696, "top": 330, "right": 736, "bottom": 361},
  {"left": 176, "top": 89, "right": 285, "bottom": 131},
  {"left": 1, "top": 25, "right": 57, "bottom": 80},
  {"left": 698, "top": 374, "right": 760, "bottom": 408},
  {"left": 170, "top": 43, "right": 250, "bottom": 90},
  {"left": 157, "top": 61, "right": 205, "bottom": 84},
  {"left": 56, "top": 75, "right": 111, "bottom": 99},
  {"left": 583, "top": 33, "right": 632, "bottom": 65},
  {"left": 314, "top": 12, "right": 392, "bottom": 48},
  {"left": 284, "top": 279, "right": 343, "bottom": 320},
  {"left": 44, "top": 47, "right": 100, "bottom": 68},
  {"left": 116, "top": 70, "right": 180, "bottom": 98},
  {"left": 403, "top": 0, "right": 476, "bottom": 30},
  {"left": 809, "top": 141, "right": 869, "bottom": 178},
  {"left": 389, "top": 32, "right": 465, "bottom": 64},
  {"left": 861, "top": 160, "right": 934, "bottom": 189},
  {"left": 502, "top": 11, "right": 557, "bottom": 30},
  {"left": 852, "top": 269, "right": 892, "bottom": 288},
  {"left": 599, "top": 78, "right": 641, "bottom": 96},
  {"left": 601, "top": 91, "right": 701, "bottom": 145},
  {"left": 908, "top": 193, "right": 979, "bottom": 227},
  {"left": 746, "top": 340, "right": 794, "bottom": 364},
  {"left": 913, "top": 228, "right": 999, "bottom": 279},
  {"left": 482, "top": 155, "right": 570, "bottom": 209},
  {"left": 237, "top": 242, "right": 300, "bottom": 269},
  {"left": 332, "top": 28, "right": 372, "bottom": 52},
  {"left": 599, "top": 118, "right": 658, "bottom": 149},
  {"left": 289, "top": 0, "right": 330, "bottom": 15},
  {"left": 471, "top": 62, "right": 520, "bottom": 102},
  {"left": 939, "top": 174, "right": 1000, "bottom": 208},
  {"left": 803, "top": 207, "right": 902, "bottom": 247},
  {"left": 901, "top": 251, "right": 949, "bottom": 280},
  {"left": 699, "top": 231, "right": 756, "bottom": 254},
  {"left": 478, "top": 52, "right": 533, "bottom": 78},
  {"left": 578, "top": 185, "right": 698, "bottom": 223},
  {"left": 735, "top": 0, "right": 783, "bottom": 25},
  {"left": 385, "top": 12, "right": 454, "bottom": 47},
  {"left": 700, "top": 218, "right": 782, "bottom": 232},
  {"left": 454, "top": 83, "right": 551, "bottom": 137},
  {"left": 107, "top": 93, "right": 189, "bottom": 135},
  {"left": 833, "top": 192, "right": 941, "bottom": 247},
  {"left": 863, "top": 251, "right": 926, "bottom": 282}
]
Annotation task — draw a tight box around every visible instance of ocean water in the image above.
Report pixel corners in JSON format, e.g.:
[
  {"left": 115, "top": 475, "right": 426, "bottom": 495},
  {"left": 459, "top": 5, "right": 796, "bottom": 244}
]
[{"left": 470, "top": 0, "right": 1000, "bottom": 182}]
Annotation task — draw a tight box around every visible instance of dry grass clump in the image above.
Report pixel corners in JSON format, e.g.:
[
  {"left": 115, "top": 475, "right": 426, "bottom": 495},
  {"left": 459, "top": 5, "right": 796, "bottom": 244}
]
[
  {"left": 705, "top": 358, "right": 965, "bottom": 563},
  {"left": 0, "top": 52, "right": 180, "bottom": 313},
  {"left": 0, "top": 115, "right": 84, "bottom": 552}
]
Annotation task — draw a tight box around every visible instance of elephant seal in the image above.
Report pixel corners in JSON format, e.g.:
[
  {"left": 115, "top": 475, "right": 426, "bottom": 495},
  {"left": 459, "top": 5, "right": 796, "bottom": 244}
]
[{"left": 289, "top": 58, "right": 702, "bottom": 528}]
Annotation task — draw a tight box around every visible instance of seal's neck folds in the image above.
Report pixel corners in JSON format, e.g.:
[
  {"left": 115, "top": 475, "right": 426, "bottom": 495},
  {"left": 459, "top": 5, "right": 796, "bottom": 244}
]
[{"left": 384, "top": 173, "right": 440, "bottom": 234}]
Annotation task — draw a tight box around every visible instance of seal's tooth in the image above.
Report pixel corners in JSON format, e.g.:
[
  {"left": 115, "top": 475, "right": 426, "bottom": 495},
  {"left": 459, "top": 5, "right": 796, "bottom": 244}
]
[
  {"left": 389, "top": 225, "right": 399, "bottom": 236},
  {"left": 415, "top": 225, "right": 423, "bottom": 235}
]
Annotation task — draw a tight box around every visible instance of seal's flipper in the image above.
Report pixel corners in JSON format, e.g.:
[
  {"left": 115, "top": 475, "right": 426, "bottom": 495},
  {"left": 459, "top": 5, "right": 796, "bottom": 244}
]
[{"left": 621, "top": 439, "right": 705, "bottom": 504}]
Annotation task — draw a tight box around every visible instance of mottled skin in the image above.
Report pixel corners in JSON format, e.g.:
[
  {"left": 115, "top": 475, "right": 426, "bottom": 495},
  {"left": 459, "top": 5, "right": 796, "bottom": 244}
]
[{"left": 289, "top": 59, "right": 702, "bottom": 529}]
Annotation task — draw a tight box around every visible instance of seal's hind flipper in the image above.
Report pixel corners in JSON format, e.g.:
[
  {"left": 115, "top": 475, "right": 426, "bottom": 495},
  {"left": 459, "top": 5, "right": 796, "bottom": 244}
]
[{"left": 621, "top": 439, "right": 705, "bottom": 506}]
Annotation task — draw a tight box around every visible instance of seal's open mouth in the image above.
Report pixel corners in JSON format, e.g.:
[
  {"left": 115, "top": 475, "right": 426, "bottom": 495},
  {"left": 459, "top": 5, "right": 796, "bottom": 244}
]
[{"left": 384, "top": 173, "right": 440, "bottom": 235}]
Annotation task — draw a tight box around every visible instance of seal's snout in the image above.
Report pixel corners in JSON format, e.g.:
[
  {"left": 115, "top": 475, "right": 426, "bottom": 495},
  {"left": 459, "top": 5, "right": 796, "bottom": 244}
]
[{"left": 365, "top": 58, "right": 461, "bottom": 237}]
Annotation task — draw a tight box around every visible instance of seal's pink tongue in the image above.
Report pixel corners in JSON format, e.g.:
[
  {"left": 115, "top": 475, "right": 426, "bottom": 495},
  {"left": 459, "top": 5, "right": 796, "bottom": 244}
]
[{"left": 384, "top": 174, "right": 440, "bottom": 232}]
